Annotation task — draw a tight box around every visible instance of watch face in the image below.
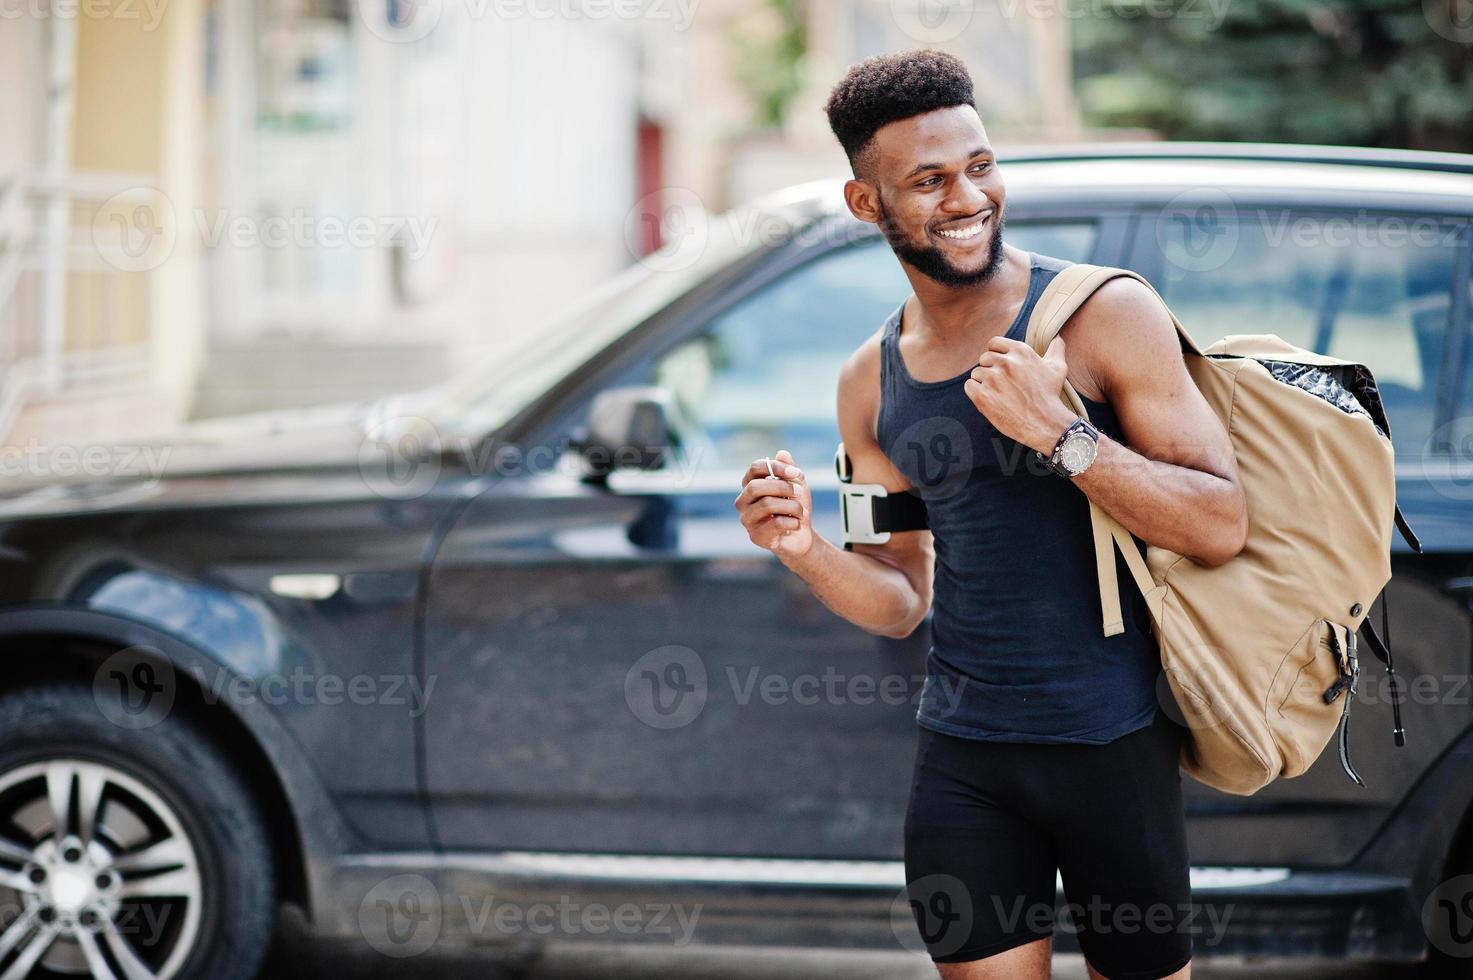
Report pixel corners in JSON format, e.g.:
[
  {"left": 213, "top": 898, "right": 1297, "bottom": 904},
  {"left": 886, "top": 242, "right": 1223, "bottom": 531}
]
[{"left": 1059, "top": 432, "right": 1098, "bottom": 474}]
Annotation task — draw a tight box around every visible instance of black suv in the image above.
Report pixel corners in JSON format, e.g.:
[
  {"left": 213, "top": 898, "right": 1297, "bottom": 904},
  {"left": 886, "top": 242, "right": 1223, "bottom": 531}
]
[{"left": 0, "top": 143, "right": 1470, "bottom": 979}]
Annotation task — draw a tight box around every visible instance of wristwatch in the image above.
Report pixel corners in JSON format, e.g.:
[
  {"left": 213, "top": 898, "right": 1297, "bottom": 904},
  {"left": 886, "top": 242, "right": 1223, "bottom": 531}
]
[{"left": 1035, "top": 417, "right": 1100, "bottom": 478}]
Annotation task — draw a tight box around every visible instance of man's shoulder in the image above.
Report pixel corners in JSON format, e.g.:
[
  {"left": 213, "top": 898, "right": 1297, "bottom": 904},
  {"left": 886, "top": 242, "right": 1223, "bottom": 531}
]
[
  {"left": 835, "top": 301, "right": 907, "bottom": 443},
  {"left": 1072, "top": 272, "right": 1169, "bottom": 324},
  {"left": 1031, "top": 250, "right": 1074, "bottom": 274},
  {"left": 838, "top": 322, "right": 888, "bottom": 398},
  {"left": 841, "top": 299, "right": 905, "bottom": 378}
]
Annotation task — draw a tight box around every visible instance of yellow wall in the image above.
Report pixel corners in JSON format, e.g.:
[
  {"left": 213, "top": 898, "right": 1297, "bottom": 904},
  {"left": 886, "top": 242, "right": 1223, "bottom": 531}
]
[{"left": 69, "top": 0, "right": 206, "bottom": 418}]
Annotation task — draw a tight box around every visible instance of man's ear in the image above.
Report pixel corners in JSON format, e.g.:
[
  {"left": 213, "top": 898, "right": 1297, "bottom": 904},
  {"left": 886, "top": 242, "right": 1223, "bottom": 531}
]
[{"left": 842, "top": 178, "right": 881, "bottom": 225}]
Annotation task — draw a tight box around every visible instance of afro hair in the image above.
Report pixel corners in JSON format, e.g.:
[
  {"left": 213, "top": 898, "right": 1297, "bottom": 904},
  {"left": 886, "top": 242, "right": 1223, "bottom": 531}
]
[{"left": 823, "top": 49, "right": 977, "bottom": 181}]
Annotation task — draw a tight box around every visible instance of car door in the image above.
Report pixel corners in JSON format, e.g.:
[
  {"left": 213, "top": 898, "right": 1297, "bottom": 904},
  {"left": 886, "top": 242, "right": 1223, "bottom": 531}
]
[
  {"left": 420, "top": 216, "right": 1110, "bottom": 856},
  {"left": 1127, "top": 202, "right": 1473, "bottom": 867}
]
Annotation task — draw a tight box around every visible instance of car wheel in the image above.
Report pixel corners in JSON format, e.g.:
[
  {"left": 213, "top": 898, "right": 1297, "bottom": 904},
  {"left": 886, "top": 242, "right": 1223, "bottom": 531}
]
[{"left": 0, "top": 683, "right": 275, "bottom": 979}]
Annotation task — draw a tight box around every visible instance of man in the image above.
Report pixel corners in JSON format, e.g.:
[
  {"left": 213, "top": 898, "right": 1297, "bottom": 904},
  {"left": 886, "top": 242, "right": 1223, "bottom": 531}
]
[{"left": 733, "top": 49, "right": 1247, "bottom": 980}]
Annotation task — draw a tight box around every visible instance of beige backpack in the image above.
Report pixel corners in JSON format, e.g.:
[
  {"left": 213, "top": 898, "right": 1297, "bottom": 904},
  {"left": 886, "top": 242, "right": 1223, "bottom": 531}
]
[{"left": 1026, "top": 264, "right": 1419, "bottom": 796}]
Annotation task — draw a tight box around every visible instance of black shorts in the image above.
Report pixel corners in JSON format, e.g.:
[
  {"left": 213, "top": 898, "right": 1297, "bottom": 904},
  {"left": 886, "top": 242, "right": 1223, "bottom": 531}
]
[{"left": 902, "top": 707, "right": 1194, "bottom": 979}]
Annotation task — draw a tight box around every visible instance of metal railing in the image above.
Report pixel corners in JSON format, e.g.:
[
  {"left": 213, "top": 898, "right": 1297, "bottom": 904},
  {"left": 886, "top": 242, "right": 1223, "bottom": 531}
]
[{"left": 0, "top": 172, "right": 159, "bottom": 445}]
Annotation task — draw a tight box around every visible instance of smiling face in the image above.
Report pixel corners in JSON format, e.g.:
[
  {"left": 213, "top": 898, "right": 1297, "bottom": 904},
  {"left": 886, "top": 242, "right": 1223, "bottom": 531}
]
[{"left": 847, "top": 104, "right": 1007, "bottom": 288}]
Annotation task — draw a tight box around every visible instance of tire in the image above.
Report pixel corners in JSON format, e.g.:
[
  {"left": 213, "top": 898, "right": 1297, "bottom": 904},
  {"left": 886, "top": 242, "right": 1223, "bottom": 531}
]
[{"left": 0, "top": 682, "right": 275, "bottom": 980}]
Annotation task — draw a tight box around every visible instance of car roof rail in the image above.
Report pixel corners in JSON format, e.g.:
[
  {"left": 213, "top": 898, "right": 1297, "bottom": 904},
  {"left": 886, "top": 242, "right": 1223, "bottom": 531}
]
[{"left": 998, "top": 141, "right": 1473, "bottom": 176}]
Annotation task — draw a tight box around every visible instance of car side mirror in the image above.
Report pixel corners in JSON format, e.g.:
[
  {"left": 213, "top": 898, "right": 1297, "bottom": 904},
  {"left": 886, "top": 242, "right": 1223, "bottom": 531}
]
[{"left": 568, "top": 385, "right": 682, "bottom": 481}]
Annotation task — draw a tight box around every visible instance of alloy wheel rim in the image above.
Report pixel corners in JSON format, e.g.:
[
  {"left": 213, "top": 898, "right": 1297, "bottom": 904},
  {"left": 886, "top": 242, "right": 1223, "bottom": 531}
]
[{"left": 0, "top": 759, "right": 203, "bottom": 979}]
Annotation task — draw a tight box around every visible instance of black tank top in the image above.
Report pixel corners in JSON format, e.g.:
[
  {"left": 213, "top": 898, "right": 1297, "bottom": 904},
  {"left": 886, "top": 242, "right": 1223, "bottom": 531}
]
[{"left": 877, "top": 251, "right": 1160, "bottom": 744}]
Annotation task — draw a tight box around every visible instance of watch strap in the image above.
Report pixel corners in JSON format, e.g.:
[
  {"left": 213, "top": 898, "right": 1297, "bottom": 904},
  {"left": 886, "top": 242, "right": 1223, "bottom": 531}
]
[{"left": 1036, "top": 417, "right": 1096, "bottom": 476}]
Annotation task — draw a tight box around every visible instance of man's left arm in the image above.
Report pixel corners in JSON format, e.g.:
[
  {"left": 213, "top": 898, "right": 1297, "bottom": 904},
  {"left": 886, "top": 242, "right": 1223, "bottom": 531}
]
[{"left": 965, "top": 278, "right": 1248, "bottom": 567}]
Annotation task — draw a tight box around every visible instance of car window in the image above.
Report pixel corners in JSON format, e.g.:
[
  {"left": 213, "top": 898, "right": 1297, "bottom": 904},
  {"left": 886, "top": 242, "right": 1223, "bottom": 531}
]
[
  {"left": 1154, "top": 210, "right": 1463, "bottom": 457},
  {"left": 641, "top": 222, "right": 1100, "bottom": 475}
]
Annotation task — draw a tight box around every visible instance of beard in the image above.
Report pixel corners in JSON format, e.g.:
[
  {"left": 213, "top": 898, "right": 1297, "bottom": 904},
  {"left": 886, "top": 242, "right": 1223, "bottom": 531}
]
[{"left": 877, "top": 196, "right": 1007, "bottom": 288}]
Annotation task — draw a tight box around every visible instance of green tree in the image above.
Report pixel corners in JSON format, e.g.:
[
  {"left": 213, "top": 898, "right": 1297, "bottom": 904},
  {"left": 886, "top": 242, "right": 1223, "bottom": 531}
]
[
  {"left": 1073, "top": 0, "right": 1473, "bottom": 151},
  {"left": 729, "top": 0, "right": 809, "bottom": 131}
]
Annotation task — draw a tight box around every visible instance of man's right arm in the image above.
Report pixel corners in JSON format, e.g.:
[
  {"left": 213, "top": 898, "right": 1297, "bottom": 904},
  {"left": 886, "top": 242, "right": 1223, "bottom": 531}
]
[{"left": 733, "top": 336, "right": 934, "bottom": 639}]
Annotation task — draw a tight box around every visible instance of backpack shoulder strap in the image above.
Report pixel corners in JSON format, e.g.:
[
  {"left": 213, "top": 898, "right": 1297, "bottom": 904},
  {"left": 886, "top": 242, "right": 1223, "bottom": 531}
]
[
  {"left": 1022, "top": 263, "right": 1188, "bottom": 635},
  {"left": 1025, "top": 263, "right": 1202, "bottom": 360}
]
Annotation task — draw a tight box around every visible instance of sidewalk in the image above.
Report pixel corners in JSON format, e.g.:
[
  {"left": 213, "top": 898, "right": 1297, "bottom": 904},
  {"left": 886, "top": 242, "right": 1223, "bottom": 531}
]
[{"left": 262, "top": 906, "right": 1417, "bottom": 979}]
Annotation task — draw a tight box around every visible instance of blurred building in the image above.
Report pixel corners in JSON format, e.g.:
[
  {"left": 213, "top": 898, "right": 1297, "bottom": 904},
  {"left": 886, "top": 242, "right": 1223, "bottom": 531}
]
[
  {"left": 0, "top": 5, "right": 206, "bottom": 446},
  {"left": 0, "top": 0, "right": 1083, "bottom": 448}
]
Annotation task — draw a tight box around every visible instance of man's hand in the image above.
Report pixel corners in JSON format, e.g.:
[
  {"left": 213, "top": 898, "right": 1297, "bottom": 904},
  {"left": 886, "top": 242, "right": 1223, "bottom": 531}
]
[
  {"left": 734, "top": 449, "right": 814, "bottom": 558},
  {"left": 964, "top": 334, "right": 1078, "bottom": 455}
]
